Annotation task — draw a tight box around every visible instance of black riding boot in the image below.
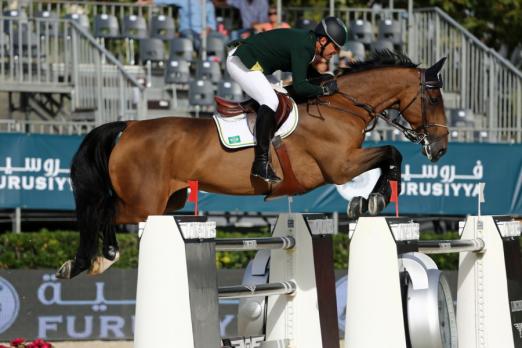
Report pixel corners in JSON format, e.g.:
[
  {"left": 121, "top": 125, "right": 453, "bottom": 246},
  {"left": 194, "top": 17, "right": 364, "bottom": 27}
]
[{"left": 251, "top": 105, "right": 281, "bottom": 183}]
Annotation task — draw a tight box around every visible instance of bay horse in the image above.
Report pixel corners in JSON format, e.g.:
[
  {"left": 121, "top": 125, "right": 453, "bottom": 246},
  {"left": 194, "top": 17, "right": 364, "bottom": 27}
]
[{"left": 57, "top": 51, "right": 449, "bottom": 279}]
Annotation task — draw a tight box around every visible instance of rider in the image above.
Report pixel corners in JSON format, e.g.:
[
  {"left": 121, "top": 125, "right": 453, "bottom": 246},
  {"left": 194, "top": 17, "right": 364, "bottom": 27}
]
[{"left": 226, "top": 16, "right": 347, "bottom": 183}]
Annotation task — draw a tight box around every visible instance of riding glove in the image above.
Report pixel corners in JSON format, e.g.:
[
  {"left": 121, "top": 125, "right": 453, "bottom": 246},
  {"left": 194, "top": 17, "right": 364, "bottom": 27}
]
[{"left": 321, "top": 79, "right": 339, "bottom": 96}]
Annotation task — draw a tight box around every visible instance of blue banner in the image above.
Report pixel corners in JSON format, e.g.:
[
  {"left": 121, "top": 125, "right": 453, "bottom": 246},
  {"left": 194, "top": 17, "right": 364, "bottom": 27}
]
[
  {"left": 1, "top": 133, "right": 521, "bottom": 215},
  {"left": 0, "top": 133, "right": 82, "bottom": 210},
  {"left": 186, "top": 142, "right": 522, "bottom": 216}
]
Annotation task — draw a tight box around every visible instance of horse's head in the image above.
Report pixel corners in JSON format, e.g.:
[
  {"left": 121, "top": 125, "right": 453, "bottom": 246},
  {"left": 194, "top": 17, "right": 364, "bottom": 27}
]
[
  {"left": 400, "top": 57, "right": 449, "bottom": 162},
  {"left": 334, "top": 52, "right": 449, "bottom": 161}
]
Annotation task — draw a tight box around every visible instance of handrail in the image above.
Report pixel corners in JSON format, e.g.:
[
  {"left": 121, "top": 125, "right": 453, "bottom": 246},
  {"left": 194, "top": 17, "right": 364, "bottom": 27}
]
[
  {"left": 415, "top": 7, "right": 522, "bottom": 78},
  {"left": 412, "top": 6, "right": 522, "bottom": 143},
  {"left": 1, "top": 0, "right": 174, "bottom": 18},
  {"left": 69, "top": 20, "right": 144, "bottom": 91}
]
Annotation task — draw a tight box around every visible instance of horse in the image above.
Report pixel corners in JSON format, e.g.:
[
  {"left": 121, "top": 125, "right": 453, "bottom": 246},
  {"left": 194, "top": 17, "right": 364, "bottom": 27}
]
[{"left": 56, "top": 51, "right": 449, "bottom": 279}]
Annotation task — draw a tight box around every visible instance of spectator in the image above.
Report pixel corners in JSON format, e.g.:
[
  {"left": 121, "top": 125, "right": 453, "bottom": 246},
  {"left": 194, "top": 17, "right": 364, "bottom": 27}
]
[
  {"left": 227, "top": 0, "right": 268, "bottom": 30},
  {"left": 253, "top": 6, "right": 290, "bottom": 33},
  {"left": 138, "top": 0, "right": 217, "bottom": 51}
]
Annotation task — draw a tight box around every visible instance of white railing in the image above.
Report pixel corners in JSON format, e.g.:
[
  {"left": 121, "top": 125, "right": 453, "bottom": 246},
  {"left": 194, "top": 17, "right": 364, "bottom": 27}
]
[
  {"left": 0, "top": 15, "right": 146, "bottom": 126},
  {"left": 68, "top": 21, "right": 146, "bottom": 124},
  {"left": 0, "top": 0, "right": 174, "bottom": 23},
  {"left": 0, "top": 119, "right": 95, "bottom": 134},
  {"left": 411, "top": 7, "right": 522, "bottom": 143}
]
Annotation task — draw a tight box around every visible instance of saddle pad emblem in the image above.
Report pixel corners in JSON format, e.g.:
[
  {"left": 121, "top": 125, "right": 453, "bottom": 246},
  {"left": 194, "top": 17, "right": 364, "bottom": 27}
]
[
  {"left": 213, "top": 99, "right": 299, "bottom": 149},
  {"left": 228, "top": 135, "right": 241, "bottom": 144}
]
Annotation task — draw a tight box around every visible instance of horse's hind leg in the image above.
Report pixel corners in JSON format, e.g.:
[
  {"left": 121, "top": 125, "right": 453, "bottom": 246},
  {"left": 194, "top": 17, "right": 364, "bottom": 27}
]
[{"left": 88, "top": 224, "right": 120, "bottom": 276}]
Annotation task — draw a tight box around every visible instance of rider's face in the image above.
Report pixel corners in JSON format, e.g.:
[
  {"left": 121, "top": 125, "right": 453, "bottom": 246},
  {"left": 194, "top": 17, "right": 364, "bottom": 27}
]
[{"left": 316, "top": 37, "right": 340, "bottom": 60}]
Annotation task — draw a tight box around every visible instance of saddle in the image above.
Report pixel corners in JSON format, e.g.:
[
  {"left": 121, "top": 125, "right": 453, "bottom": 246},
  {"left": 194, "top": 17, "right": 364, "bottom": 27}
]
[
  {"left": 214, "top": 91, "right": 294, "bottom": 129},
  {"left": 214, "top": 91, "right": 305, "bottom": 199}
]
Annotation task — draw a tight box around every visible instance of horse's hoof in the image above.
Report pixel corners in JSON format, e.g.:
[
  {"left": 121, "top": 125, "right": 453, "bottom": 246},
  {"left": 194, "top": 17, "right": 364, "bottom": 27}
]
[
  {"left": 55, "top": 259, "right": 88, "bottom": 279},
  {"left": 103, "top": 245, "right": 119, "bottom": 261},
  {"left": 55, "top": 260, "right": 74, "bottom": 279},
  {"left": 88, "top": 251, "right": 120, "bottom": 276},
  {"left": 348, "top": 196, "right": 368, "bottom": 219},
  {"left": 368, "top": 193, "right": 386, "bottom": 215}
]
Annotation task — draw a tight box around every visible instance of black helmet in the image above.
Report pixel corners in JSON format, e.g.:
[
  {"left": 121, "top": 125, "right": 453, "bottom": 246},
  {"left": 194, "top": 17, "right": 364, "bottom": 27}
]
[{"left": 314, "top": 16, "right": 347, "bottom": 48}]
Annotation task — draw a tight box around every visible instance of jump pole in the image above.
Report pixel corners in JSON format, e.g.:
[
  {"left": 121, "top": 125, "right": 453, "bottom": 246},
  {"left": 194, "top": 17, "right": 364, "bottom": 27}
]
[
  {"left": 345, "top": 215, "right": 522, "bottom": 348},
  {"left": 133, "top": 213, "right": 340, "bottom": 348}
]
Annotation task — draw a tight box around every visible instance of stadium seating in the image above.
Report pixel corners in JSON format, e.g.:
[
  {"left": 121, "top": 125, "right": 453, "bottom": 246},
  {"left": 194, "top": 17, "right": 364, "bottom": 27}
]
[
  {"left": 349, "top": 19, "right": 374, "bottom": 47},
  {"left": 378, "top": 19, "right": 403, "bottom": 50},
  {"left": 169, "top": 37, "right": 194, "bottom": 62},
  {"left": 150, "top": 14, "right": 175, "bottom": 40},
  {"left": 94, "top": 14, "right": 120, "bottom": 39},
  {"left": 122, "top": 15, "right": 148, "bottom": 40}
]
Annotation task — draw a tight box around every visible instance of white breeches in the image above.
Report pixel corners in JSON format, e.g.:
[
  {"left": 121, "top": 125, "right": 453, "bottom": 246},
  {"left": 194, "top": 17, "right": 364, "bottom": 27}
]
[{"left": 226, "top": 50, "right": 279, "bottom": 112}]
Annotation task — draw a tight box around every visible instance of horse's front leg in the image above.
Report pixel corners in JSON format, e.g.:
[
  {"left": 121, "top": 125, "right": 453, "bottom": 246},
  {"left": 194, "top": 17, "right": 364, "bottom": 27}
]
[
  {"left": 366, "top": 145, "right": 402, "bottom": 216},
  {"left": 340, "top": 145, "right": 402, "bottom": 219}
]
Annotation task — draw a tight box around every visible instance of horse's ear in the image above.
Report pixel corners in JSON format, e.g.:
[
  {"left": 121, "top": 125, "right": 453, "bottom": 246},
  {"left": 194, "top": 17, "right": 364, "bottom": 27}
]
[{"left": 425, "top": 57, "right": 447, "bottom": 80}]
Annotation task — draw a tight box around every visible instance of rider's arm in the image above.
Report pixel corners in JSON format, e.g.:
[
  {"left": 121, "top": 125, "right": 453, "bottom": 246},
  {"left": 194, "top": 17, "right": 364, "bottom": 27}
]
[{"left": 291, "top": 49, "right": 324, "bottom": 98}]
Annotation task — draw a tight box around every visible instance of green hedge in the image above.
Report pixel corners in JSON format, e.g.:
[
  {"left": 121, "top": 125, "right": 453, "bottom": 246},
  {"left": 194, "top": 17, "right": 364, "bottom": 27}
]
[
  {"left": 1, "top": 229, "right": 519, "bottom": 271},
  {"left": 0, "top": 230, "right": 139, "bottom": 269}
]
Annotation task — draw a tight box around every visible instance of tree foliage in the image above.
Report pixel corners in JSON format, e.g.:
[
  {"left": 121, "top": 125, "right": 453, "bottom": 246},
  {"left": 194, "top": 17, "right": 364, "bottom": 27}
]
[{"left": 411, "top": 0, "right": 522, "bottom": 54}]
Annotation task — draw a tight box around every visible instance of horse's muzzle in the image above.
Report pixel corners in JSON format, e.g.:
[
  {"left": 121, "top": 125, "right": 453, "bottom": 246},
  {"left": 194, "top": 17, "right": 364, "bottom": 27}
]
[{"left": 422, "top": 143, "right": 447, "bottom": 162}]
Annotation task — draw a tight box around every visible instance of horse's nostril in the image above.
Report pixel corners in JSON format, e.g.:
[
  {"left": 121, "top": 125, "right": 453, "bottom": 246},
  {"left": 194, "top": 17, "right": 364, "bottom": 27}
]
[{"left": 438, "top": 148, "right": 446, "bottom": 158}]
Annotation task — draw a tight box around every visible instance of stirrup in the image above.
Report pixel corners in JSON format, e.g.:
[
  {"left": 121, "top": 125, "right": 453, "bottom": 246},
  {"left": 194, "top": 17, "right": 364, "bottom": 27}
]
[
  {"left": 251, "top": 172, "right": 282, "bottom": 184},
  {"left": 251, "top": 161, "right": 281, "bottom": 183}
]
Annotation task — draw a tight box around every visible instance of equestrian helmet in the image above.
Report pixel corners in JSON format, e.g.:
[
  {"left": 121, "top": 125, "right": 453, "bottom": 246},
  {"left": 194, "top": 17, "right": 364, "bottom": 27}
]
[{"left": 314, "top": 16, "right": 348, "bottom": 48}]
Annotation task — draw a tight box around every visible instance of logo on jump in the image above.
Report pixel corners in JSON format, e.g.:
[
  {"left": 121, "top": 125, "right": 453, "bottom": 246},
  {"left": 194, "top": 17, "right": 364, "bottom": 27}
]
[
  {"left": 0, "top": 276, "right": 20, "bottom": 334},
  {"left": 224, "top": 336, "right": 264, "bottom": 348}
]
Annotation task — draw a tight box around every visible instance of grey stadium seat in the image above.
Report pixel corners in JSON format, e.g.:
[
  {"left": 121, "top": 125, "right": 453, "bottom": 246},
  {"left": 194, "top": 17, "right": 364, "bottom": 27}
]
[
  {"left": 139, "top": 38, "right": 165, "bottom": 63},
  {"left": 35, "top": 11, "right": 59, "bottom": 35},
  {"left": 349, "top": 19, "right": 374, "bottom": 46},
  {"left": 150, "top": 15, "right": 175, "bottom": 40},
  {"left": 94, "top": 14, "right": 120, "bottom": 38},
  {"left": 206, "top": 37, "right": 225, "bottom": 63},
  {"left": 12, "top": 31, "right": 42, "bottom": 58},
  {"left": 122, "top": 15, "right": 148, "bottom": 39},
  {"left": 189, "top": 79, "right": 215, "bottom": 106},
  {"left": 64, "top": 13, "right": 90, "bottom": 32},
  {"left": 217, "top": 79, "right": 243, "bottom": 101},
  {"left": 165, "top": 59, "right": 190, "bottom": 85},
  {"left": 195, "top": 60, "right": 222, "bottom": 83},
  {"left": 3, "top": 9, "right": 28, "bottom": 34},
  {"left": 170, "top": 37, "right": 194, "bottom": 61},
  {"left": 378, "top": 19, "right": 403, "bottom": 49}
]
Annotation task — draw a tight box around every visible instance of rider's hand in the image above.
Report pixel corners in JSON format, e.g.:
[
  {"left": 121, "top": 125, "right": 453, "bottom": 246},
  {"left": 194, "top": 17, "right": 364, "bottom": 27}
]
[{"left": 321, "top": 79, "right": 338, "bottom": 96}]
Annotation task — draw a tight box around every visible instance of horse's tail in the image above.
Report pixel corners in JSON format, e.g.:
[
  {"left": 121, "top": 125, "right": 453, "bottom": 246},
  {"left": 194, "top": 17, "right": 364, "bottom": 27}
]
[{"left": 67, "top": 121, "right": 128, "bottom": 278}]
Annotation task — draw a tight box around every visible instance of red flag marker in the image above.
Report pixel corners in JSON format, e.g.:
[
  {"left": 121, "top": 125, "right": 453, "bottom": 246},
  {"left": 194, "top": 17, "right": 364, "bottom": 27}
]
[
  {"left": 389, "top": 180, "right": 399, "bottom": 217},
  {"left": 188, "top": 180, "right": 199, "bottom": 216}
]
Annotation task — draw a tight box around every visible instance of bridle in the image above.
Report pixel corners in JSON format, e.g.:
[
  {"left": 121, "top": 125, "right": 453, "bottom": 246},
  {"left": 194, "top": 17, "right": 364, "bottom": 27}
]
[{"left": 334, "top": 69, "right": 449, "bottom": 160}]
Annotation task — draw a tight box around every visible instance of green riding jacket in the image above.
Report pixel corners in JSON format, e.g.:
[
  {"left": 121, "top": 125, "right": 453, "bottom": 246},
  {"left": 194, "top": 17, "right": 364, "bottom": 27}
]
[{"left": 233, "top": 28, "right": 324, "bottom": 98}]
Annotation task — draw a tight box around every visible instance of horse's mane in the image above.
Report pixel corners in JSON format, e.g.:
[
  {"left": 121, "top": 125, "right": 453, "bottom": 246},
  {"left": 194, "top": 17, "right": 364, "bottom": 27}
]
[{"left": 338, "top": 50, "right": 418, "bottom": 75}]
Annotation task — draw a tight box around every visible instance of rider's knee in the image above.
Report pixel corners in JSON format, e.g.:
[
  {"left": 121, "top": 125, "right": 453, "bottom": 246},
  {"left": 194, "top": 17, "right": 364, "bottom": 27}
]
[{"left": 263, "top": 94, "right": 279, "bottom": 112}]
